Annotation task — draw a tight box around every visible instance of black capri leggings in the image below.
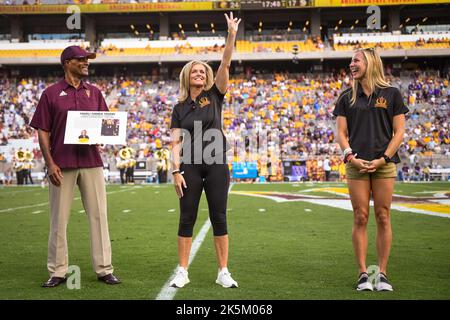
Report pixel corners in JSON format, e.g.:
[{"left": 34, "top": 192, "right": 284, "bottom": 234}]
[{"left": 178, "top": 163, "right": 230, "bottom": 237}]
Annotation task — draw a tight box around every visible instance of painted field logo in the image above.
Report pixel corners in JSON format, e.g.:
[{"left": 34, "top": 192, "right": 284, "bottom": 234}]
[{"left": 231, "top": 189, "right": 450, "bottom": 218}]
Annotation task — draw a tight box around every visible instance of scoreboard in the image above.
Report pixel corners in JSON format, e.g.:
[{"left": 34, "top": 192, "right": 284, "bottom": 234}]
[
  {"left": 240, "top": 0, "right": 313, "bottom": 9},
  {"left": 215, "top": 0, "right": 445, "bottom": 10},
  {"left": 214, "top": 0, "right": 312, "bottom": 10}
]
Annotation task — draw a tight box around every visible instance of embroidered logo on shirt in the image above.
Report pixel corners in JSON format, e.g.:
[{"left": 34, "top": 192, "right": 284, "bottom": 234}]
[
  {"left": 375, "top": 97, "right": 387, "bottom": 109},
  {"left": 85, "top": 89, "right": 90, "bottom": 98},
  {"left": 59, "top": 91, "right": 67, "bottom": 96},
  {"left": 198, "top": 97, "right": 210, "bottom": 108}
]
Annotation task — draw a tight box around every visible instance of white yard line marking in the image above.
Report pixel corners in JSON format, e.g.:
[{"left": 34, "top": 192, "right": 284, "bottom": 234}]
[
  {"left": 0, "top": 187, "right": 138, "bottom": 214},
  {"left": 0, "top": 187, "right": 44, "bottom": 196},
  {"left": 155, "top": 219, "right": 212, "bottom": 301},
  {"left": 155, "top": 183, "right": 234, "bottom": 300},
  {"left": 0, "top": 201, "right": 49, "bottom": 213}
]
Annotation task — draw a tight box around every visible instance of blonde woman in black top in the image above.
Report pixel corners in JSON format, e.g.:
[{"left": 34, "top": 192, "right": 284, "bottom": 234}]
[
  {"left": 169, "top": 12, "right": 241, "bottom": 289},
  {"left": 333, "top": 48, "right": 408, "bottom": 291}
]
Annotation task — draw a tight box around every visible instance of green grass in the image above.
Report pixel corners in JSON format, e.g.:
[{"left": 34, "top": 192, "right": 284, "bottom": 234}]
[{"left": 0, "top": 182, "right": 449, "bottom": 300}]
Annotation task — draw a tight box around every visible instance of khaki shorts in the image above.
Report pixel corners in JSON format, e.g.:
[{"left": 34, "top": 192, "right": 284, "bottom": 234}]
[{"left": 346, "top": 162, "right": 397, "bottom": 180}]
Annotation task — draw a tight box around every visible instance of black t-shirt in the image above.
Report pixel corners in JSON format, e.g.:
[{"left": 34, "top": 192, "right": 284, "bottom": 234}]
[
  {"left": 332, "top": 85, "right": 409, "bottom": 163},
  {"left": 170, "top": 83, "right": 228, "bottom": 164}
]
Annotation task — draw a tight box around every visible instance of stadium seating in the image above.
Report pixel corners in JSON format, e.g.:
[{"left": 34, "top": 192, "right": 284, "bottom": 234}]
[
  {"left": 333, "top": 32, "right": 450, "bottom": 51},
  {"left": 236, "top": 39, "right": 323, "bottom": 53},
  {"left": 1, "top": 31, "right": 448, "bottom": 61},
  {"left": 0, "top": 40, "right": 91, "bottom": 58},
  {"left": 99, "top": 37, "right": 226, "bottom": 56}
]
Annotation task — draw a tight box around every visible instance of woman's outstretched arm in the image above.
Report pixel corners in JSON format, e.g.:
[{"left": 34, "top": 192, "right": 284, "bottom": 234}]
[{"left": 215, "top": 12, "right": 241, "bottom": 94}]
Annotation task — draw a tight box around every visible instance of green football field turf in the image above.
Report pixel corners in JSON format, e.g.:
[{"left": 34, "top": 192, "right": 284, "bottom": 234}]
[{"left": 0, "top": 182, "right": 449, "bottom": 300}]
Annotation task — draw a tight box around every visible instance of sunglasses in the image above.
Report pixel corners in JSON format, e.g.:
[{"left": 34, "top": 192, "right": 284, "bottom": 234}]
[{"left": 356, "top": 47, "right": 376, "bottom": 53}]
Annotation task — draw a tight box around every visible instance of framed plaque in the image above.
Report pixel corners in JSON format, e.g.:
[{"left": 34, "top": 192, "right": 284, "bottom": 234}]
[{"left": 64, "top": 111, "right": 127, "bottom": 145}]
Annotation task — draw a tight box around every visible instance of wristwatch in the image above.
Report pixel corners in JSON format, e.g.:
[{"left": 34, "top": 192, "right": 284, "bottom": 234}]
[{"left": 382, "top": 154, "right": 391, "bottom": 163}]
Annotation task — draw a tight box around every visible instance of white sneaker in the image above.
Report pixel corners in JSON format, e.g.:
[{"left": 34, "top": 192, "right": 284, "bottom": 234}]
[
  {"left": 374, "top": 272, "right": 393, "bottom": 291},
  {"left": 356, "top": 272, "right": 373, "bottom": 291},
  {"left": 215, "top": 268, "right": 238, "bottom": 288},
  {"left": 170, "top": 267, "right": 190, "bottom": 288}
]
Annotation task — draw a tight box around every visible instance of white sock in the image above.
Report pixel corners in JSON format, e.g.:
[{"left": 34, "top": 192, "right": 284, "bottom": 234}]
[
  {"left": 219, "top": 267, "right": 229, "bottom": 274},
  {"left": 178, "top": 266, "right": 187, "bottom": 272}
]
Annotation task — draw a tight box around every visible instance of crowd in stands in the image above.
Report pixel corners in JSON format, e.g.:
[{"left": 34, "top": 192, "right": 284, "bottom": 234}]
[
  {"left": 0, "top": 70, "right": 448, "bottom": 183},
  {"left": 415, "top": 37, "right": 450, "bottom": 46},
  {"left": 248, "top": 32, "right": 309, "bottom": 43},
  {"left": 174, "top": 43, "right": 225, "bottom": 55},
  {"left": 400, "top": 73, "right": 450, "bottom": 157}
]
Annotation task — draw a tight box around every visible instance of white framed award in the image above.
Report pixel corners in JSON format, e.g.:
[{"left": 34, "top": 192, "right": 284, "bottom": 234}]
[{"left": 64, "top": 111, "right": 127, "bottom": 145}]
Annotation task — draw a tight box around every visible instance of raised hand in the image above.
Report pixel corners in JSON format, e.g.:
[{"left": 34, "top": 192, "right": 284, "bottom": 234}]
[{"left": 224, "top": 11, "right": 241, "bottom": 33}]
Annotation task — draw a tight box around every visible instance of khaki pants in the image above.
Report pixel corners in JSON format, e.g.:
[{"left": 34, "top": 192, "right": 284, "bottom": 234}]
[{"left": 48, "top": 167, "right": 113, "bottom": 278}]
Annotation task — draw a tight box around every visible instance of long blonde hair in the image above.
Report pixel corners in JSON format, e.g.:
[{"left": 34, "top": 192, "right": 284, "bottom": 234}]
[
  {"left": 350, "top": 48, "right": 390, "bottom": 106},
  {"left": 178, "top": 60, "right": 214, "bottom": 102}
]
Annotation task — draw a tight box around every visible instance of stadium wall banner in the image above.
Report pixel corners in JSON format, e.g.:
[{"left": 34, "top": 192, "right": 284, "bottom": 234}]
[
  {"left": 314, "top": 0, "right": 450, "bottom": 7},
  {"left": 238, "top": 0, "right": 450, "bottom": 9},
  {"left": 232, "top": 162, "right": 259, "bottom": 179},
  {"left": 0, "top": 2, "right": 213, "bottom": 14},
  {"left": 1, "top": 0, "right": 449, "bottom": 14}
]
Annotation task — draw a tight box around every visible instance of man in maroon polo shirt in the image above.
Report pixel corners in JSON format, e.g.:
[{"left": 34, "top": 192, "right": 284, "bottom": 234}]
[{"left": 30, "top": 46, "right": 121, "bottom": 287}]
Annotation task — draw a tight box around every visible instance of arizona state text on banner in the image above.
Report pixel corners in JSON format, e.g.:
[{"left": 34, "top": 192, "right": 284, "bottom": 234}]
[
  {"left": 0, "top": 2, "right": 213, "bottom": 14},
  {"left": 2, "top": 0, "right": 449, "bottom": 13}
]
